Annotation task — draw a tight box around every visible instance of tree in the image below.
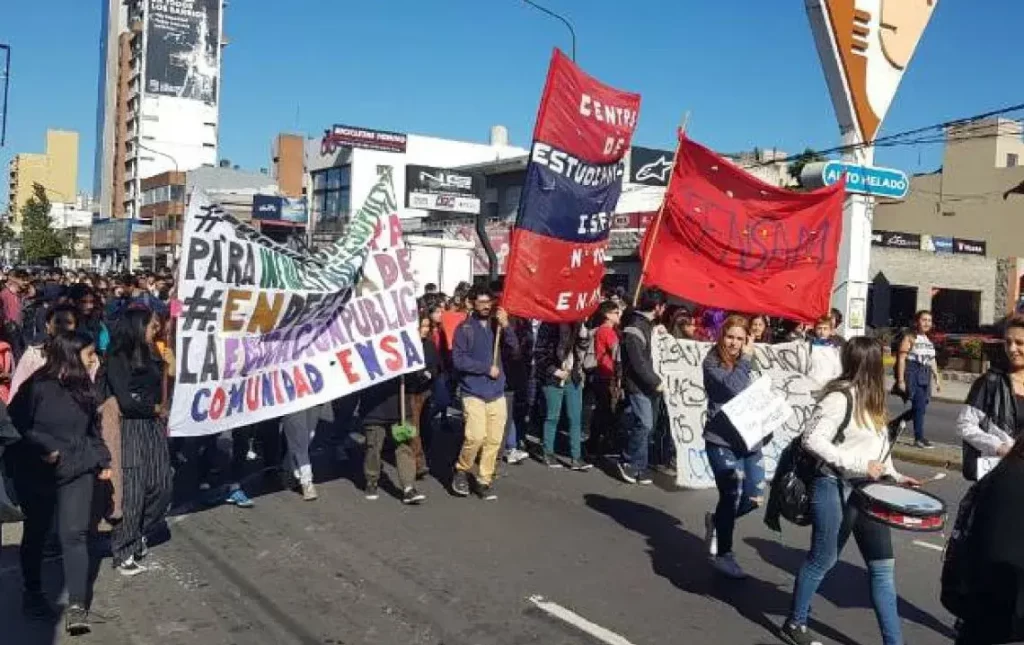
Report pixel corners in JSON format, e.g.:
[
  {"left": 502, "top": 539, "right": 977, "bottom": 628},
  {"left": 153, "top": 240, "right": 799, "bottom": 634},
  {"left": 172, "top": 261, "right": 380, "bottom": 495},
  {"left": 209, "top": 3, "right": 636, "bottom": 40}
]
[
  {"left": 788, "top": 148, "right": 827, "bottom": 187},
  {"left": 20, "top": 183, "right": 67, "bottom": 263}
]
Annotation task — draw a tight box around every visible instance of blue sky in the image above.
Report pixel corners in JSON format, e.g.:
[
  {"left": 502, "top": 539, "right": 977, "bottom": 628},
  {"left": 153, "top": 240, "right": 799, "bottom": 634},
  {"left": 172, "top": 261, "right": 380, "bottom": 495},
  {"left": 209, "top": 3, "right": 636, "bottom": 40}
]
[{"left": 2, "top": 0, "right": 1022, "bottom": 206}]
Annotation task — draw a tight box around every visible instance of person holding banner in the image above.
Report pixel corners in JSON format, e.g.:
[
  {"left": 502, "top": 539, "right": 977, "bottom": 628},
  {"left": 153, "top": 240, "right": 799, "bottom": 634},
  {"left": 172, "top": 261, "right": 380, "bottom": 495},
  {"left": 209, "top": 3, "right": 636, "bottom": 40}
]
[
  {"left": 781, "top": 337, "right": 917, "bottom": 645},
  {"left": 450, "top": 287, "right": 517, "bottom": 500},
  {"left": 107, "top": 308, "right": 173, "bottom": 576},
  {"left": 702, "top": 314, "right": 764, "bottom": 580}
]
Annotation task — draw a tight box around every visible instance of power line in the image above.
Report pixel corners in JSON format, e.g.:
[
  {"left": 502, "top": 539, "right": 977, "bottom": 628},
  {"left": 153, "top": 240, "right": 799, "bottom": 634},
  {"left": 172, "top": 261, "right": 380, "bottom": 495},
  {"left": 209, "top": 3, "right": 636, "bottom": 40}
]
[{"left": 751, "top": 102, "right": 1024, "bottom": 168}]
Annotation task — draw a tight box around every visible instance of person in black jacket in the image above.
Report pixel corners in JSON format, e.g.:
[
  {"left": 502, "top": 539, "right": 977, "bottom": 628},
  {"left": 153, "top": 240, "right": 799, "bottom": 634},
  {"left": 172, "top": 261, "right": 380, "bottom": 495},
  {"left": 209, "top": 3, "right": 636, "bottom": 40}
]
[
  {"left": 359, "top": 377, "right": 423, "bottom": 505},
  {"left": 107, "top": 307, "right": 172, "bottom": 576},
  {"left": 536, "top": 322, "right": 591, "bottom": 471},
  {"left": 957, "top": 315, "right": 1024, "bottom": 480},
  {"left": 407, "top": 315, "right": 439, "bottom": 479},
  {"left": 618, "top": 288, "right": 667, "bottom": 484},
  {"left": 10, "top": 331, "right": 110, "bottom": 635}
]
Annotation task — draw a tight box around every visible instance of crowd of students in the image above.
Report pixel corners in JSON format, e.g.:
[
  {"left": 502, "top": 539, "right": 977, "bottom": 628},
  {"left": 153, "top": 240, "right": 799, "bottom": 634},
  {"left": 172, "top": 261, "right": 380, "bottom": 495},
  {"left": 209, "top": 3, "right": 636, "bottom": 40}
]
[{"left": 2, "top": 266, "right": 1024, "bottom": 643}]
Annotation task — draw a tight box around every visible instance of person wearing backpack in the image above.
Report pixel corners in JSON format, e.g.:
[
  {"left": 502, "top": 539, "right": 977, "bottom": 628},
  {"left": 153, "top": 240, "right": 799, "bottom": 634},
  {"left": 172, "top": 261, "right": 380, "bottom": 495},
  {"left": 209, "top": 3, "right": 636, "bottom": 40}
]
[
  {"left": 894, "top": 310, "right": 941, "bottom": 449},
  {"left": 779, "top": 337, "right": 921, "bottom": 645},
  {"left": 956, "top": 315, "right": 1024, "bottom": 481}
]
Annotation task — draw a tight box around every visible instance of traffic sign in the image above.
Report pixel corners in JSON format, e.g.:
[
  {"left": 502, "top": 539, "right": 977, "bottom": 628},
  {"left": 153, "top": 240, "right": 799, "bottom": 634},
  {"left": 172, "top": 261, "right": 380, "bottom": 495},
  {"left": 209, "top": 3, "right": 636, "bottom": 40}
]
[{"left": 802, "top": 161, "right": 909, "bottom": 200}]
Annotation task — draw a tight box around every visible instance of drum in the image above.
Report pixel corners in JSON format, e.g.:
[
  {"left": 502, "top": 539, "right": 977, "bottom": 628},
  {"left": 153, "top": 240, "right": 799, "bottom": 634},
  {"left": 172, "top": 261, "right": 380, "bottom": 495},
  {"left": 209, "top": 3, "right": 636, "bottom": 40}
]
[{"left": 851, "top": 481, "right": 947, "bottom": 532}]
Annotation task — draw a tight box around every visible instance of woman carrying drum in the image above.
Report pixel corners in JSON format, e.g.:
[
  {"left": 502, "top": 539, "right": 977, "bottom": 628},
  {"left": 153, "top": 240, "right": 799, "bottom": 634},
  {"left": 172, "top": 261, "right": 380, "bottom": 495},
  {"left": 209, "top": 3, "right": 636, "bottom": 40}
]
[{"left": 779, "top": 337, "right": 921, "bottom": 645}]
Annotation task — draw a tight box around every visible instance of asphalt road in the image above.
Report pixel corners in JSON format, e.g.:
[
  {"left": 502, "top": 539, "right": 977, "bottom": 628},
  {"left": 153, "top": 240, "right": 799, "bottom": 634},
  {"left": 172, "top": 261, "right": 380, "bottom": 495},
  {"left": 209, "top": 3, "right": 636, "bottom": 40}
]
[
  {"left": 1, "top": 442, "right": 966, "bottom": 645},
  {"left": 887, "top": 395, "right": 962, "bottom": 447}
]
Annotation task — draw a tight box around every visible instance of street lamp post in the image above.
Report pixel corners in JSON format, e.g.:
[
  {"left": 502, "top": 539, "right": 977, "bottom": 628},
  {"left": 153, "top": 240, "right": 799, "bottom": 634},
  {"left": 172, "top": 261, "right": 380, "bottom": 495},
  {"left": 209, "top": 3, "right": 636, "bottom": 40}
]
[
  {"left": 520, "top": 0, "right": 576, "bottom": 61},
  {"left": 0, "top": 44, "right": 10, "bottom": 147},
  {"left": 135, "top": 143, "right": 180, "bottom": 271}
]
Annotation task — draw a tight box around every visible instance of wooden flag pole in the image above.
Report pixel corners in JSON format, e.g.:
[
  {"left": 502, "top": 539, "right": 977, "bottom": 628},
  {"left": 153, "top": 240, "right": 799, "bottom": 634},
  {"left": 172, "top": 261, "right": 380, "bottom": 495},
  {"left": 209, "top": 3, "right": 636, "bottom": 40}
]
[
  {"left": 492, "top": 326, "right": 503, "bottom": 367},
  {"left": 632, "top": 112, "right": 691, "bottom": 307}
]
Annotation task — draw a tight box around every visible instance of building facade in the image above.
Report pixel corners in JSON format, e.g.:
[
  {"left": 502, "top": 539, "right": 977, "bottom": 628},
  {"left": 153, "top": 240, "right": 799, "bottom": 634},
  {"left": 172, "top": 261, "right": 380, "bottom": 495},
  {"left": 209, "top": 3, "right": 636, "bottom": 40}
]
[
  {"left": 7, "top": 129, "right": 79, "bottom": 227},
  {"left": 93, "top": 0, "right": 225, "bottom": 221}
]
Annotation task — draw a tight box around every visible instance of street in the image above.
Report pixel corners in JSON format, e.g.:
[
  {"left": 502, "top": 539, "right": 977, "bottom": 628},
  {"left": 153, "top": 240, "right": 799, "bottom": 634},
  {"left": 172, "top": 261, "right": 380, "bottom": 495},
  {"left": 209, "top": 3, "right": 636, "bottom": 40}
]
[
  {"left": 2, "top": 449, "right": 965, "bottom": 645},
  {"left": 887, "top": 395, "right": 963, "bottom": 447}
]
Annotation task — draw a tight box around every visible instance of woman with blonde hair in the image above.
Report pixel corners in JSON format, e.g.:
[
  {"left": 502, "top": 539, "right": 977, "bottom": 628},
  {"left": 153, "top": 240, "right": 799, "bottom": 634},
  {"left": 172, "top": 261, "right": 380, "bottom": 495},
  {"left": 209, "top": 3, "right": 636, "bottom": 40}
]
[{"left": 701, "top": 314, "right": 764, "bottom": 579}]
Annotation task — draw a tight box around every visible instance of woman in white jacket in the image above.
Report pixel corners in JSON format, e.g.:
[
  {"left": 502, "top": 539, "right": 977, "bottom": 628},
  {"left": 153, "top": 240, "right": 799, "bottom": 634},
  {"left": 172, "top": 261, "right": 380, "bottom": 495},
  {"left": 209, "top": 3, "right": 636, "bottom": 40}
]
[{"left": 780, "top": 337, "right": 921, "bottom": 645}]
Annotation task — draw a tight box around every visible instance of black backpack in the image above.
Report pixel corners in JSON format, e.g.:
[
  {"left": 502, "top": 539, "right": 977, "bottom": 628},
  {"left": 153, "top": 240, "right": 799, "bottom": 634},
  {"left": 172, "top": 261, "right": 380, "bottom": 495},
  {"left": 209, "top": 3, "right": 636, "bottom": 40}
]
[
  {"left": 766, "top": 390, "right": 853, "bottom": 528},
  {"left": 940, "top": 477, "right": 990, "bottom": 618}
]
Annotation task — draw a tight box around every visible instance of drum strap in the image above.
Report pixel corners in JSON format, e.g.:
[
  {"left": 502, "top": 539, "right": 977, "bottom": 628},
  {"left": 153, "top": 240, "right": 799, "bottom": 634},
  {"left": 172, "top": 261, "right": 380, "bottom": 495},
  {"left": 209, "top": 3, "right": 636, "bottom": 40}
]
[{"left": 818, "top": 389, "right": 853, "bottom": 478}]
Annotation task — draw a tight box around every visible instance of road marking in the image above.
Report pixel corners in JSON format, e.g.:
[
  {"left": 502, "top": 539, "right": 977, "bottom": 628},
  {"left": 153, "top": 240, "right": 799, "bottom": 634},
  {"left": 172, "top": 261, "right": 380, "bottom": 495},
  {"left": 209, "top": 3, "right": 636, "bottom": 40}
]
[
  {"left": 913, "top": 540, "right": 944, "bottom": 552},
  {"left": 528, "top": 595, "right": 637, "bottom": 645}
]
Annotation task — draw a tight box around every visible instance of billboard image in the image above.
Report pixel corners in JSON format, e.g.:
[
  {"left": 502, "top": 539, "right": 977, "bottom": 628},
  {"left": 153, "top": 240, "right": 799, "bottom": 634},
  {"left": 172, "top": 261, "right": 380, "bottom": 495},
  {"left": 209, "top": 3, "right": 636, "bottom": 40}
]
[
  {"left": 252, "top": 195, "right": 308, "bottom": 224},
  {"left": 146, "top": 0, "right": 220, "bottom": 104},
  {"left": 406, "top": 164, "right": 483, "bottom": 215}
]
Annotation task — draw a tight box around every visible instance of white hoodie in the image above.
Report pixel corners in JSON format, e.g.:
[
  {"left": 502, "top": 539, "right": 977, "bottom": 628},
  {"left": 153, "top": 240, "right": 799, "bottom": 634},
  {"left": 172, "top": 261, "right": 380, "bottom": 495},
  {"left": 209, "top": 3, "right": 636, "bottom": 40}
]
[{"left": 803, "top": 388, "right": 905, "bottom": 482}]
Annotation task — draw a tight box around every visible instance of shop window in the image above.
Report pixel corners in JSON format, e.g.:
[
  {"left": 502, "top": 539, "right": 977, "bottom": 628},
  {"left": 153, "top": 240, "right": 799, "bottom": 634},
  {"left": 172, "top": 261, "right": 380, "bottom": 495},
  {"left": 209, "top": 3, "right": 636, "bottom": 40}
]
[
  {"left": 931, "top": 288, "right": 981, "bottom": 333},
  {"left": 311, "top": 165, "right": 351, "bottom": 221},
  {"left": 1008, "top": 153, "right": 1019, "bottom": 168}
]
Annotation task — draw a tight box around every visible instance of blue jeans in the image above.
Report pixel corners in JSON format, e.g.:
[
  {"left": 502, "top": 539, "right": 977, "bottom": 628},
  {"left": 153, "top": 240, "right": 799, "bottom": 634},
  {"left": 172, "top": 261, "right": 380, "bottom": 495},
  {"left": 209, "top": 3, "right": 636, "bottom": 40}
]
[
  {"left": 705, "top": 444, "right": 765, "bottom": 555},
  {"left": 790, "top": 477, "right": 902, "bottom": 645},
  {"left": 543, "top": 382, "right": 583, "bottom": 460},
  {"left": 622, "top": 392, "right": 655, "bottom": 474},
  {"left": 906, "top": 363, "right": 931, "bottom": 442}
]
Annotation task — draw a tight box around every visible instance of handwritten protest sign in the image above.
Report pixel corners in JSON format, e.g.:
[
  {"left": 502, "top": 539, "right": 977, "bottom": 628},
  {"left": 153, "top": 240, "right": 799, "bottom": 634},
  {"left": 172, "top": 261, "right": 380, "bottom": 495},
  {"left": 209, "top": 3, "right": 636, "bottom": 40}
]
[
  {"left": 721, "top": 374, "right": 793, "bottom": 452},
  {"left": 170, "top": 168, "right": 424, "bottom": 436},
  {"left": 653, "top": 332, "right": 840, "bottom": 489}
]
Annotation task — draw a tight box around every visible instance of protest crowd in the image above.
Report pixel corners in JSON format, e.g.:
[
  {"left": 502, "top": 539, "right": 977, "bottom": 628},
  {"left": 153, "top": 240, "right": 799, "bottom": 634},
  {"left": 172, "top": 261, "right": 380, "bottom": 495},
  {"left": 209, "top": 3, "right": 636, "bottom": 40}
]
[{"left": 0, "top": 259, "right": 1022, "bottom": 645}]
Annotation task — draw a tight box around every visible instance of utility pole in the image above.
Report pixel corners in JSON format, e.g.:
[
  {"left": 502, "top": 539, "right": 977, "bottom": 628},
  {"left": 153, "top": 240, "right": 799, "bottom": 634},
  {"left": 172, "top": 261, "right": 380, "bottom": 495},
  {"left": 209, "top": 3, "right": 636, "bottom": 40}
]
[{"left": 0, "top": 44, "right": 9, "bottom": 147}]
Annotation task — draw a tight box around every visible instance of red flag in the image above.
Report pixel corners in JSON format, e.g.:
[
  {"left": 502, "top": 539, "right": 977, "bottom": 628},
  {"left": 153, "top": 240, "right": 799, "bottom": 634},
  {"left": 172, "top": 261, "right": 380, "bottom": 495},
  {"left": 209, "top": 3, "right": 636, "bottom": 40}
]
[
  {"left": 502, "top": 49, "right": 641, "bottom": 323},
  {"left": 640, "top": 135, "right": 846, "bottom": 323}
]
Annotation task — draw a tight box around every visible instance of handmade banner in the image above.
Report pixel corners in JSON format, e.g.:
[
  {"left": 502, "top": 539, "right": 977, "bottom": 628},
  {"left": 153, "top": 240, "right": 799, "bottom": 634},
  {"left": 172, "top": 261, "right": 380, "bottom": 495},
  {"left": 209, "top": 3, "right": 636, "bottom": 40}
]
[
  {"left": 170, "top": 169, "right": 424, "bottom": 436},
  {"left": 653, "top": 332, "right": 841, "bottom": 489},
  {"left": 640, "top": 135, "right": 846, "bottom": 323},
  {"left": 502, "top": 48, "right": 641, "bottom": 322}
]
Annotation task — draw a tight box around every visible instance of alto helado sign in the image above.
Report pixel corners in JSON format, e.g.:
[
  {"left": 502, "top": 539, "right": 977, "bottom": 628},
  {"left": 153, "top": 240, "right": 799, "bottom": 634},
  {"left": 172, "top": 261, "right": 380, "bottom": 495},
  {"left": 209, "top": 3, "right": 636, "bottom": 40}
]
[{"left": 812, "top": 160, "right": 909, "bottom": 199}]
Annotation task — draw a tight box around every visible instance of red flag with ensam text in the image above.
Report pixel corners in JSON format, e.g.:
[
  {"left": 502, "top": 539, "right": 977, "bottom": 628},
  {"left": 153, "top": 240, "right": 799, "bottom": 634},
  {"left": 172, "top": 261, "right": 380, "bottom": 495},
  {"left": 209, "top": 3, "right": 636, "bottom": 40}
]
[
  {"left": 640, "top": 135, "right": 846, "bottom": 323},
  {"left": 502, "top": 49, "right": 641, "bottom": 322}
]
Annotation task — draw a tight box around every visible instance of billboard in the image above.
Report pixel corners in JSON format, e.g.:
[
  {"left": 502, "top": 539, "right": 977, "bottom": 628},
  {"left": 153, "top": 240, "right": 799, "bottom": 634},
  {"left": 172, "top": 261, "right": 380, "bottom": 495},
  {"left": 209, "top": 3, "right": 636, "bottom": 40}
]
[
  {"left": 628, "top": 146, "right": 674, "bottom": 187},
  {"left": 321, "top": 125, "right": 407, "bottom": 155},
  {"left": 251, "top": 195, "right": 308, "bottom": 224},
  {"left": 405, "top": 165, "right": 483, "bottom": 214},
  {"left": 145, "top": 0, "right": 220, "bottom": 104},
  {"left": 871, "top": 230, "right": 921, "bottom": 250}
]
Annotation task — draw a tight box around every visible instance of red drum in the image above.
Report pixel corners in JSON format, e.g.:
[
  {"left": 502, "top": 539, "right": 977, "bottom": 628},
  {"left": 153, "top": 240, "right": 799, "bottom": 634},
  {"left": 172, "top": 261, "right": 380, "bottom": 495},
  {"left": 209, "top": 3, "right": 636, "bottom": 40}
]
[{"left": 850, "top": 482, "right": 947, "bottom": 532}]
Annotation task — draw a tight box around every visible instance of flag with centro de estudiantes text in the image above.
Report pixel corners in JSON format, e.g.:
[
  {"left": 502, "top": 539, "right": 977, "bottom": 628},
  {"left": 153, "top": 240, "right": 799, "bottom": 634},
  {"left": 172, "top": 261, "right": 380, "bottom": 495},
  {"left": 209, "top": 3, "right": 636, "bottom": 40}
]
[{"left": 502, "top": 49, "right": 641, "bottom": 323}]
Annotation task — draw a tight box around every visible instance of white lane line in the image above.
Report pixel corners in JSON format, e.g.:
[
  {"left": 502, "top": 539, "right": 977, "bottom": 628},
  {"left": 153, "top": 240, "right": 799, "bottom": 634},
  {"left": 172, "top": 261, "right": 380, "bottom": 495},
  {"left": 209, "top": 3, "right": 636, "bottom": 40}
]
[
  {"left": 528, "top": 595, "right": 637, "bottom": 645},
  {"left": 913, "top": 540, "right": 944, "bottom": 552}
]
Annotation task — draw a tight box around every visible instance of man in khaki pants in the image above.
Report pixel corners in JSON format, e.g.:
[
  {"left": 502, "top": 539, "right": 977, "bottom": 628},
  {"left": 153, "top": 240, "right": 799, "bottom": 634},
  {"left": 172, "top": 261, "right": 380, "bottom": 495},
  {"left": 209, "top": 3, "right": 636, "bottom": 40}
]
[{"left": 450, "top": 287, "right": 517, "bottom": 500}]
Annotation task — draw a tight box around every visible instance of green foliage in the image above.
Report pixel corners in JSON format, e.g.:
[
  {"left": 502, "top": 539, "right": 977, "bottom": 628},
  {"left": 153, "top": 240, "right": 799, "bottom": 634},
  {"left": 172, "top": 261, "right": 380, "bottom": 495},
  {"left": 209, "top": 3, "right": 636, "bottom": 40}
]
[
  {"left": 788, "top": 148, "right": 827, "bottom": 187},
  {"left": 20, "top": 183, "right": 67, "bottom": 262}
]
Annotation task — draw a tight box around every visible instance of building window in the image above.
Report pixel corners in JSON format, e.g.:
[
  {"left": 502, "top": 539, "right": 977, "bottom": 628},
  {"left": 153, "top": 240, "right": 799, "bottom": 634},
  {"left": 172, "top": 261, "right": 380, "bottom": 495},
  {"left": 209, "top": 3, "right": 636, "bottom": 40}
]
[
  {"left": 310, "top": 165, "right": 351, "bottom": 221},
  {"left": 1009, "top": 153, "right": 1019, "bottom": 168},
  {"left": 141, "top": 184, "right": 185, "bottom": 206}
]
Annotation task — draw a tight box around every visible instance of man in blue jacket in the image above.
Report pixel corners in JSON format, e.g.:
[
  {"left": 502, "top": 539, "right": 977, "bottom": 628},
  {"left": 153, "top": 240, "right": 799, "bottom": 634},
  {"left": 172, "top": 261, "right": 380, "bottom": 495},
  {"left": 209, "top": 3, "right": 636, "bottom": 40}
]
[{"left": 451, "top": 287, "right": 517, "bottom": 500}]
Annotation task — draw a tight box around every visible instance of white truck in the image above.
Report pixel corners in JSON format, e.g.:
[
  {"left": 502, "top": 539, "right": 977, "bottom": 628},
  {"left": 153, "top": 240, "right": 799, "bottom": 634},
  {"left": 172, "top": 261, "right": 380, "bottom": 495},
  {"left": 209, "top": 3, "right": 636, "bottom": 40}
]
[{"left": 403, "top": 235, "right": 475, "bottom": 295}]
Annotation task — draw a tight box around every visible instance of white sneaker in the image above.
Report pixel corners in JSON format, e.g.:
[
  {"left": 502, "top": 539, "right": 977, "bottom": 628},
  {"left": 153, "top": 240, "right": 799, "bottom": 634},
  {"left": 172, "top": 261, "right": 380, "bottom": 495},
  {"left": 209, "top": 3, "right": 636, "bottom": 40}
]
[
  {"left": 704, "top": 512, "right": 718, "bottom": 557},
  {"left": 117, "top": 556, "right": 147, "bottom": 577},
  {"left": 711, "top": 554, "right": 748, "bottom": 580},
  {"left": 505, "top": 449, "right": 529, "bottom": 465},
  {"left": 302, "top": 482, "right": 318, "bottom": 501}
]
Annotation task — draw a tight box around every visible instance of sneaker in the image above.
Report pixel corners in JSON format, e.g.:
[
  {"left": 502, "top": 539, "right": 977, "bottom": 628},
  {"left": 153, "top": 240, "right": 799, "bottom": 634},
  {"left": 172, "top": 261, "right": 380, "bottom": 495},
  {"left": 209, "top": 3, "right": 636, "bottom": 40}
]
[
  {"left": 505, "top": 448, "right": 529, "bottom": 465},
  {"left": 302, "top": 482, "right": 318, "bottom": 501},
  {"left": 225, "top": 488, "right": 255, "bottom": 508},
  {"left": 636, "top": 471, "right": 653, "bottom": 485},
  {"left": 779, "top": 621, "right": 823, "bottom": 645},
  {"left": 22, "top": 592, "right": 56, "bottom": 620},
  {"left": 451, "top": 471, "right": 470, "bottom": 497},
  {"left": 117, "top": 556, "right": 147, "bottom": 577},
  {"left": 365, "top": 482, "right": 379, "bottom": 500},
  {"left": 402, "top": 487, "right": 426, "bottom": 505},
  {"left": 710, "top": 554, "right": 748, "bottom": 580},
  {"left": 65, "top": 604, "right": 91, "bottom": 636},
  {"left": 570, "top": 459, "right": 593, "bottom": 472},
  {"left": 543, "top": 453, "right": 563, "bottom": 469},
  {"left": 476, "top": 482, "right": 498, "bottom": 501},
  {"left": 617, "top": 461, "right": 637, "bottom": 484},
  {"left": 915, "top": 439, "right": 935, "bottom": 449},
  {"left": 704, "top": 512, "right": 718, "bottom": 557}
]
